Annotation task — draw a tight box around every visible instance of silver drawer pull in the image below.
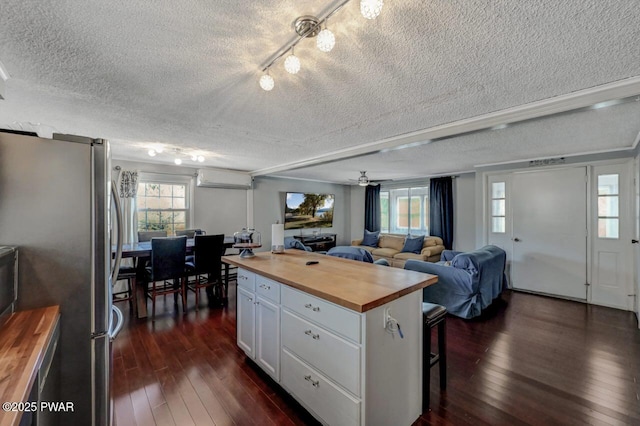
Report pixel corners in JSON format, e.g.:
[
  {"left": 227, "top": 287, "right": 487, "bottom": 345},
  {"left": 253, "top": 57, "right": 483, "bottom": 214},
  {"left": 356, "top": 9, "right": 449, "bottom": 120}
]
[
  {"left": 304, "top": 375, "right": 319, "bottom": 388},
  {"left": 304, "top": 329, "right": 319, "bottom": 339},
  {"left": 304, "top": 303, "right": 320, "bottom": 312}
]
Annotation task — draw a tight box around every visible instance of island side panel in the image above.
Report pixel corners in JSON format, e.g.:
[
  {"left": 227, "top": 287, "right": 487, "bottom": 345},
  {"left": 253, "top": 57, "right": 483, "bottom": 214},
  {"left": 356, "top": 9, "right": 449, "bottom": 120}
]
[{"left": 363, "top": 290, "right": 422, "bottom": 426}]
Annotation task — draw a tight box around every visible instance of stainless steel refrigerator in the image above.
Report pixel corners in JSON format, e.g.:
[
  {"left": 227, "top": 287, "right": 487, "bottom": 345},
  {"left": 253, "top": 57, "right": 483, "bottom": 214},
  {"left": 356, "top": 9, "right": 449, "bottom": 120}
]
[{"left": 0, "top": 130, "right": 124, "bottom": 425}]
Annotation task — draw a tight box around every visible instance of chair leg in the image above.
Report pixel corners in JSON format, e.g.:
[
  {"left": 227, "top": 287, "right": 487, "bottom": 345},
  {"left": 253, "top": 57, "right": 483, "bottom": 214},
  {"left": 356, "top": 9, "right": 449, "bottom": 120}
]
[
  {"left": 439, "top": 319, "right": 447, "bottom": 390},
  {"left": 130, "top": 277, "right": 137, "bottom": 317},
  {"left": 423, "top": 320, "right": 431, "bottom": 413},
  {"left": 151, "top": 282, "right": 156, "bottom": 322},
  {"left": 194, "top": 275, "right": 200, "bottom": 311},
  {"left": 181, "top": 277, "right": 187, "bottom": 314}
]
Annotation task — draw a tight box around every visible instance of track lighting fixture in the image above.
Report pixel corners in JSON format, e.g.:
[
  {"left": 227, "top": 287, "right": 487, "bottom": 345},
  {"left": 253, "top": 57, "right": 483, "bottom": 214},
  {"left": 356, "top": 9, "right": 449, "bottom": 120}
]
[
  {"left": 147, "top": 146, "right": 207, "bottom": 164},
  {"left": 258, "top": 0, "right": 385, "bottom": 90}
]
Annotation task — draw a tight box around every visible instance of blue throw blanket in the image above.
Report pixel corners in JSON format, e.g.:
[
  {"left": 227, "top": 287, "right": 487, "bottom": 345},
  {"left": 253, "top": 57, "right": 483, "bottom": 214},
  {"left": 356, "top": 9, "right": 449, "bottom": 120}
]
[
  {"left": 327, "top": 246, "right": 374, "bottom": 263},
  {"left": 404, "top": 245, "right": 506, "bottom": 319}
]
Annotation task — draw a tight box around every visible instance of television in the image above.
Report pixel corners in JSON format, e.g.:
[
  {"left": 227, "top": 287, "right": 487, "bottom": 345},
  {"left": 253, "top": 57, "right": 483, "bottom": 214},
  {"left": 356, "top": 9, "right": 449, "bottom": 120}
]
[{"left": 284, "top": 192, "right": 335, "bottom": 230}]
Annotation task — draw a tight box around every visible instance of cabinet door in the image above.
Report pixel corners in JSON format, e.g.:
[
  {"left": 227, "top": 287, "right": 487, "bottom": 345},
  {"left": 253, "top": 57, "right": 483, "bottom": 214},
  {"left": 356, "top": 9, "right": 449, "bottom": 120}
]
[
  {"left": 237, "top": 286, "right": 256, "bottom": 358},
  {"left": 256, "top": 296, "right": 280, "bottom": 381}
]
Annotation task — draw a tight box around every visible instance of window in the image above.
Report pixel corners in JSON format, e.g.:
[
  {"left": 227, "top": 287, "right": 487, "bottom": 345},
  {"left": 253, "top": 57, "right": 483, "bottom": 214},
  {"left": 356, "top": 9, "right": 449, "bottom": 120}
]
[
  {"left": 380, "top": 186, "right": 429, "bottom": 235},
  {"left": 380, "top": 192, "right": 390, "bottom": 232},
  {"left": 597, "top": 174, "right": 619, "bottom": 239},
  {"left": 136, "top": 180, "right": 190, "bottom": 234},
  {"left": 491, "top": 182, "right": 506, "bottom": 233}
]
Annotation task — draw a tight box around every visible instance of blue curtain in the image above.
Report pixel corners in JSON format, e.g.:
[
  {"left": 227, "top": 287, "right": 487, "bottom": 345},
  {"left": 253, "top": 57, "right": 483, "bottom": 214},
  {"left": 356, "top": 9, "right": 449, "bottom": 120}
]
[
  {"left": 364, "top": 184, "right": 381, "bottom": 232},
  {"left": 429, "top": 177, "right": 454, "bottom": 249}
]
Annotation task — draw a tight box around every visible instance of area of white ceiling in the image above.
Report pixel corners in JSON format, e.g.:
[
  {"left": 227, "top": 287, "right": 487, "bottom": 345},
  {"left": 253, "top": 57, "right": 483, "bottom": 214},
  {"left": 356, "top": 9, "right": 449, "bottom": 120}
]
[{"left": 0, "top": 1, "right": 639, "bottom": 181}]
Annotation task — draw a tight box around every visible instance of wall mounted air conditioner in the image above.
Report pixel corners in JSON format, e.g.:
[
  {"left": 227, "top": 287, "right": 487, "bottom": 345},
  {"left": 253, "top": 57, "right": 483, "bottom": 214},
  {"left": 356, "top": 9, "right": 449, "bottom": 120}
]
[{"left": 196, "top": 168, "right": 252, "bottom": 189}]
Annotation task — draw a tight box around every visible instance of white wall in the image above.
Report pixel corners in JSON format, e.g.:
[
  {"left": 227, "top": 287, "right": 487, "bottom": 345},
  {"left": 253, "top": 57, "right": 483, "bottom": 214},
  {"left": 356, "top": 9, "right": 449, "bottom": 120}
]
[
  {"left": 350, "top": 185, "right": 366, "bottom": 242},
  {"left": 112, "top": 159, "right": 248, "bottom": 236},
  {"left": 453, "top": 173, "right": 477, "bottom": 251},
  {"left": 251, "top": 176, "right": 352, "bottom": 251},
  {"left": 635, "top": 153, "right": 640, "bottom": 324}
]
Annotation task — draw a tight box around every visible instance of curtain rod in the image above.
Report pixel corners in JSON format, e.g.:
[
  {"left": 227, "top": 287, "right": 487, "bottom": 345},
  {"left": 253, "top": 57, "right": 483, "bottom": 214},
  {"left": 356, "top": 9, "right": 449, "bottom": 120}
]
[{"left": 114, "top": 166, "right": 197, "bottom": 177}]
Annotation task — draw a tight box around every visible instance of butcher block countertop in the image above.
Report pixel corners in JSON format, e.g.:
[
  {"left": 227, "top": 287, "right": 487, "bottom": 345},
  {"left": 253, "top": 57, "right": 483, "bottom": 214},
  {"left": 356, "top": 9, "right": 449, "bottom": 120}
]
[
  {"left": 224, "top": 250, "right": 437, "bottom": 312},
  {"left": 0, "top": 306, "right": 60, "bottom": 426}
]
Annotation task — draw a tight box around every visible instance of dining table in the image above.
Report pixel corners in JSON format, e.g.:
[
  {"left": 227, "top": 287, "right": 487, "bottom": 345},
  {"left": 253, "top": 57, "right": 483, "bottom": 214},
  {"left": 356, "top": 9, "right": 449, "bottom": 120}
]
[{"left": 115, "top": 235, "right": 236, "bottom": 318}]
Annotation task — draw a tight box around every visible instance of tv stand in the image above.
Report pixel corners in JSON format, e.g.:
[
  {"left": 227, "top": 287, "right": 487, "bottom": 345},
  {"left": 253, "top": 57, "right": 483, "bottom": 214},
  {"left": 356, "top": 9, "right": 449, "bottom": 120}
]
[{"left": 293, "top": 233, "right": 336, "bottom": 252}]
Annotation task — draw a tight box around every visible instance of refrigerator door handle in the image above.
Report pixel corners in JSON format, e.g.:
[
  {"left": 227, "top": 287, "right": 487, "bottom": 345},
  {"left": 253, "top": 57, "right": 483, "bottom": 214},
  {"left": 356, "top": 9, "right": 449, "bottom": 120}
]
[
  {"left": 109, "top": 305, "right": 124, "bottom": 341},
  {"left": 110, "top": 180, "right": 123, "bottom": 284}
]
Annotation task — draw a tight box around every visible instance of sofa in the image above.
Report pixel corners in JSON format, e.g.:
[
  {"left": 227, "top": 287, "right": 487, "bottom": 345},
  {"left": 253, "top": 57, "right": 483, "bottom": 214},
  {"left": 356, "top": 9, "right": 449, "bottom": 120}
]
[
  {"left": 404, "top": 245, "right": 506, "bottom": 319},
  {"left": 351, "top": 233, "right": 445, "bottom": 268}
]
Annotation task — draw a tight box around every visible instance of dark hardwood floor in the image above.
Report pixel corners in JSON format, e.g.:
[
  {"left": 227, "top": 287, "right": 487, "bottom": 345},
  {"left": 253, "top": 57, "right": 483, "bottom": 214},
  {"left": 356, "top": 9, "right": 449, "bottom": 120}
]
[{"left": 113, "top": 281, "right": 640, "bottom": 425}]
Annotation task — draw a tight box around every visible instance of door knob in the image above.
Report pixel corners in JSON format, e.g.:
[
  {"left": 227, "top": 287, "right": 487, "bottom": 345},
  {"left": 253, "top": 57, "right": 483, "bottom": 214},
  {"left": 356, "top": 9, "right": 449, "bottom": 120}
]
[
  {"left": 513, "top": 238, "right": 521, "bottom": 242},
  {"left": 632, "top": 239, "right": 639, "bottom": 244}
]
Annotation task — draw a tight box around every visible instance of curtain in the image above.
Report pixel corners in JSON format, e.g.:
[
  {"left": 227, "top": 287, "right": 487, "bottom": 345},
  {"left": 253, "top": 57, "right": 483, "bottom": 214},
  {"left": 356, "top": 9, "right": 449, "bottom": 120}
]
[
  {"left": 117, "top": 169, "right": 138, "bottom": 245},
  {"left": 429, "top": 177, "right": 454, "bottom": 249},
  {"left": 364, "top": 184, "right": 381, "bottom": 232}
]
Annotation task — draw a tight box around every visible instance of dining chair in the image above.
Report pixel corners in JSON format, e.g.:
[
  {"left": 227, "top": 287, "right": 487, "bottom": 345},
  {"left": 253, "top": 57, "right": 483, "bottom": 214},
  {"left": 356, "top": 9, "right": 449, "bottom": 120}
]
[
  {"left": 185, "top": 234, "right": 226, "bottom": 309},
  {"left": 113, "top": 266, "right": 137, "bottom": 314},
  {"left": 138, "top": 230, "right": 167, "bottom": 242},
  {"left": 176, "top": 229, "right": 205, "bottom": 238},
  {"left": 145, "top": 236, "right": 188, "bottom": 321}
]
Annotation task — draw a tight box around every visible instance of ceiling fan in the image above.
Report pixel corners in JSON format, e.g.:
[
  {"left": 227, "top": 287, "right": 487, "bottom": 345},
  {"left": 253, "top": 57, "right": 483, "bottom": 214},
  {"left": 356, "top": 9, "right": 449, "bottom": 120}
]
[{"left": 350, "top": 171, "right": 393, "bottom": 186}]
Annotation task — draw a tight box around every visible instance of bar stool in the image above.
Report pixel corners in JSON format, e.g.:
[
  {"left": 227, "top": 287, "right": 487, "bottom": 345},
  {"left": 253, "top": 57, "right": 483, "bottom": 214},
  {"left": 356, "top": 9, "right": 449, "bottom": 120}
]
[
  {"left": 113, "top": 267, "right": 137, "bottom": 314},
  {"left": 422, "top": 302, "right": 447, "bottom": 412}
]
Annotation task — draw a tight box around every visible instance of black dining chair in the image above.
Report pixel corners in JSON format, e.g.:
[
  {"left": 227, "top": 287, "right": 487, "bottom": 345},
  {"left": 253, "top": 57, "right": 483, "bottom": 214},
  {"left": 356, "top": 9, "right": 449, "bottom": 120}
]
[
  {"left": 113, "top": 266, "right": 137, "bottom": 314},
  {"left": 185, "top": 234, "right": 226, "bottom": 309},
  {"left": 138, "top": 230, "right": 167, "bottom": 242},
  {"left": 176, "top": 229, "right": 205, "bottom": 238},
  {"left": 145, "top": 236, "right": 188, "bottom": 321}
]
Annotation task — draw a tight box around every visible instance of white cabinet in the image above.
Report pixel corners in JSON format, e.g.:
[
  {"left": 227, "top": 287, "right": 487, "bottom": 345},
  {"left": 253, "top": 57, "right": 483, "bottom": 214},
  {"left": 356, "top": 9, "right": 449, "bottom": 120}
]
[
  {"left": 236, "top": 269, "right": 423, "bottom": 426},
  {"left": 237, "top": 286, "right": 256, "bottom": 357},
  {"left": 236, "top": 268, "right": 280, "bottom": 381},
  {"left": 256, "top": 296, "right": 280, "bottom": 378}
]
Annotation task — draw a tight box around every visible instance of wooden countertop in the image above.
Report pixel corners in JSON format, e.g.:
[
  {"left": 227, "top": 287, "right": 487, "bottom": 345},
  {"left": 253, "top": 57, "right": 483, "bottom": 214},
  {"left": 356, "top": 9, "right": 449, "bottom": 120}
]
[
  {"left": 224, "top": 250, "right": 437, "bottom": 312},
  {"left": 0, "top": 306, "right": 60, "bottom": 426}
]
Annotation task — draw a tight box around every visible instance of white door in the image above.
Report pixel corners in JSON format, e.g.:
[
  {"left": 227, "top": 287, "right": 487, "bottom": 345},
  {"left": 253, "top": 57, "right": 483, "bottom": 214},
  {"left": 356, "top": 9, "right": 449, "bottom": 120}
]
[
  {"left": 511, "top": 167, "right": 587, "bottom": 299},
  {"left": 237, "top": 286, "right": 256, "bottom": 358},
  {"left": 256, "top": 295, "right": 280, "bottom": 380},
  {"left": 590, "top": 163, "right": 634, "bottom": 310},
  {"left": 487, "top": 174, "right": 513, "bottom": 287}
]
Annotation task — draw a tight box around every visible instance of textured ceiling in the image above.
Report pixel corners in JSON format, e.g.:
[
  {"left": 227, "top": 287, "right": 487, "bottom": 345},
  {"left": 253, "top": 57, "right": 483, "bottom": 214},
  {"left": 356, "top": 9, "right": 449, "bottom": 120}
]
[{"left": 0, "top": 1, "right": 639, "bottom": 181}]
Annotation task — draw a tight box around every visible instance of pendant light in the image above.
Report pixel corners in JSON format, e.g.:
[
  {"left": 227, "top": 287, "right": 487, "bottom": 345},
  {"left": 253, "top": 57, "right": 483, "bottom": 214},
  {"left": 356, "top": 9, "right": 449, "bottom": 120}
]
[
  {"left": 259, "top": 70, "right": 275, "bottom": 91},
  {"left": 360, "top": 0, "right": 384, "bottom": 20},
  {"left": 316, "top": 21, "right": 335, "bottom": 53},
  {"left": 284, "top": 48, "right": 301, "bottom": 74}
]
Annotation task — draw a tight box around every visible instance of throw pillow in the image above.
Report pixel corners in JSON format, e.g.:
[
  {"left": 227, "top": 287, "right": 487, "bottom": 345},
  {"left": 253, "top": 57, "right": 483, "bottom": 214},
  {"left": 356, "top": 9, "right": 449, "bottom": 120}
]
[
  {"left": 401, "top": 235, "right": 424, "bottom": 254},
  {"left": 361, "top": 229, "right": 380, "bottom": 247}
]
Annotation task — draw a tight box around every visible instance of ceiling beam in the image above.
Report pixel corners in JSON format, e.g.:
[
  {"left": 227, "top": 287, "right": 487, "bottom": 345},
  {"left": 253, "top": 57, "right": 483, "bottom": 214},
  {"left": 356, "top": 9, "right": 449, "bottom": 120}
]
[
  {"left": 0, "top": 59, "right": 9, "bottom": 100},
  {"left": 251, "top": 76, "right": 640, "bottom": 176}
]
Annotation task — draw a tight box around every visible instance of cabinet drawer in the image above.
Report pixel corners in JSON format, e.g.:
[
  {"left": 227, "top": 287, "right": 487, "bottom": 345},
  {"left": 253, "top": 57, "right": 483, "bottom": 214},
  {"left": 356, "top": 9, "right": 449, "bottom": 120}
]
[
  {"left": 237, "top": 268, "right": 255, "bottom": 291},
  {"left": 282, "top": 286, "right": 361, "bottom": 343},
  {"left": 282, "top": 310, "right": 361, "bottom": 397},
  {"left": 256, "top": 275, "right": 280, "bottom": 303},
  {"left": 281, "top": 348, "right": 360, "bottom": 426}
]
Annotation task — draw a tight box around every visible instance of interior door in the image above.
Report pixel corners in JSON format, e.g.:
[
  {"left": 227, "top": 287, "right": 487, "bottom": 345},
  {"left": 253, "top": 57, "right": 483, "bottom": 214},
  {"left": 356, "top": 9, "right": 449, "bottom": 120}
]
[
  {"left": 511, "top": 167, "right": 587, "bottom": 299},
  {"left": 487, "top": 174, "right": 513, "bottom": 288},
  {"left": 590, "top": 163, "right": 634, "bottom": 310}
]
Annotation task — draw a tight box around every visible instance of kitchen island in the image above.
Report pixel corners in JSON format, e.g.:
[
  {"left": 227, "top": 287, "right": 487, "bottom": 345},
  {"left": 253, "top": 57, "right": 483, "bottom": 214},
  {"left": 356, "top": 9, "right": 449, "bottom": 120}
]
[{"left": 224, "top": 250, "right": 437, "bottom": 426}]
